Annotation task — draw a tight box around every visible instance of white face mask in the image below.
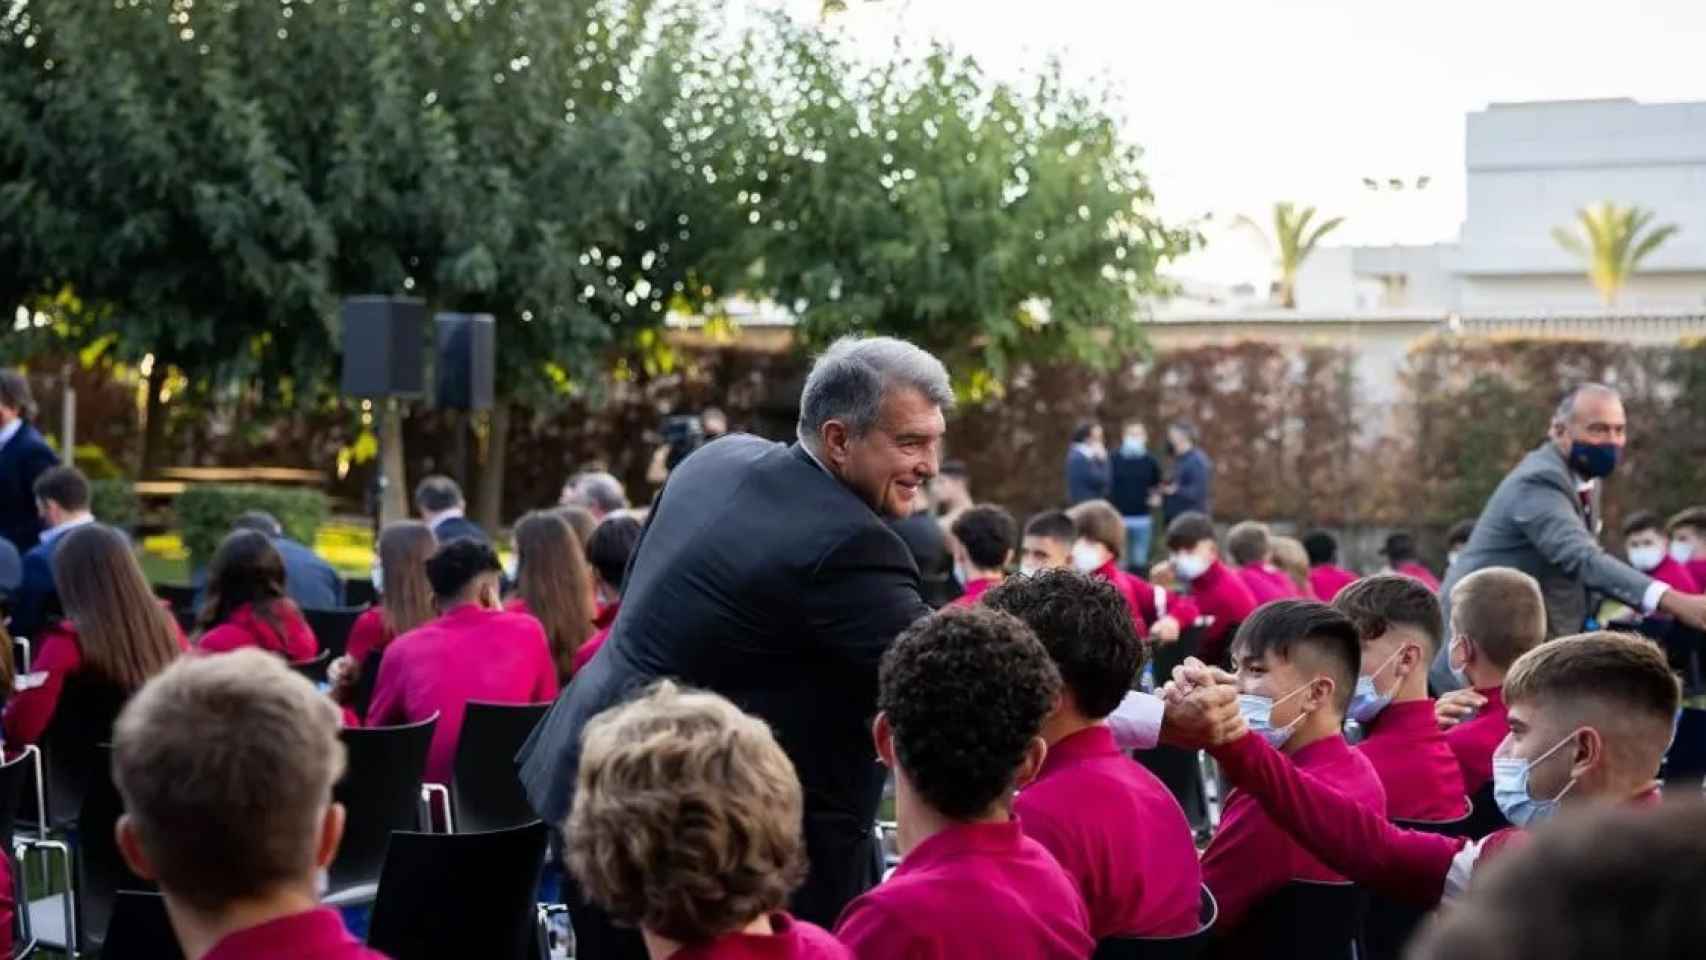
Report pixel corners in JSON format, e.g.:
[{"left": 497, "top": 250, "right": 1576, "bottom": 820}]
[
  {"left": 1172, "top": 551, "right": 1210, "bottom": 581},
  {"left": 1627, "top": 545, "right": 1665, "bottom": 573},
  {"left": 1672, "top": 541, "right": 1696, "bottom": 565},
  {"left": 1447, "top": 549, "right": 1461, "bottom": 568},
  {"left": 370, "top": 562, "right": 384, "bottom": 595},
  {"left": 1017, "top": 562, "right": 1042, "bottom": 579},
  {"left": 1072, "top": 542, "right": 1107, "bottom": 574}
]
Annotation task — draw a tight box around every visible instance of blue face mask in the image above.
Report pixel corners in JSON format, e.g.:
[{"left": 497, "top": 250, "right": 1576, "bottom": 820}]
[
  {"left": 1122, "top": 438, "right": 1146, "bottom": 456},
  {"left": 1346, "top": 647, "right": 1407, "bottom": 724},
  {"left": 1567, "top": 440, "right": 1619, "bottom": 479},
  {"left": 1238, "top": 683, "right": 1311, "bottom": 749},
  {"left": 1492, "top": 730, "right": 1581, "bottom": 827},
  {"left": 1448, "top": 636, "right": 1473, "bottom": 690}
]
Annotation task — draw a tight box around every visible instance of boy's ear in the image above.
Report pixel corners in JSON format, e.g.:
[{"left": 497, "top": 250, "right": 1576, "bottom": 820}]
[
  {"left": 116, "top": 814, "right": 159, "bottom": 882},
  {"left": 873, "top": 712, "right": 897, "bottom": 767}
]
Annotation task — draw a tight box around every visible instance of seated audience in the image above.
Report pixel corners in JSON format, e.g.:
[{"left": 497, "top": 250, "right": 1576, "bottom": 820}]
[
  {"left": 1068, "top": 500, "right": 1198, "bottom": 640},
  {"left": 1268, "top": 535, "right": 1316, "bottom": 599},
  {"left": 217, "top": 511, "right": 342, "bottom": 611},
  {"left": 111, "top": 649, "right": 384, "bottom": 959},
  {"left": 949, "top": 505, "right": 1016, "bottom": 607},
  {"left": 566, "top": 681, "right": 850, "bottom": 960},
  {"left": 1667, "top": 506, "right": 1706, "bottom": 588},
  {"left": 1198, "top": 600, "right": 1384, "bottom": 934},
  {"left": 367, "top": 539, "right": 558, "bottom": 784},
  {"left": 987, "top": 571, "right": 1202, "bottom": 938},
  {"left": 561, "top": 470, "right": 630, "bottom": 522},
  {"left": 1301, "top": 530, "right": 1358, "bottom": 602},
  {"left": 0, "top": 620, "right": 14, "bottom": 951},
  {"left": 833, "top": 607, "right": 1093, "bottom": 958},
  {"left": 1227, "top": 520, "right": 1303, "bottom": 604},
  {"left": 1018, "top": 510, "right": 1076, "bottom": 576},
  {"left": 3, "top": 523, "right": 183, "bottom": 745},
  {"left": 1407, "top": 802, "right": 1706, "bottom": 960},
  {"left": 415, "top": 474, "right": 488, "bottom": 544},
  {"left": 194, "top": 530, "right": 318, "bottom": 661},
  {"left": 1164, "top": 512, "right": 1257, "bottom": 663},
  {"left": 1333, "top": 575, "right": 1467, "bottom": 821},
  {"left": 1381, "top": 531, "right": 1439, "bottom": 592},
  {"left": 509, "top": 510, "right": 598, "bottom": 684},
  {"left": 554, "top": 504, "right": 600, "bottom": 548},
  {"left": 332, "top": 521, "right": 438, "bottom": 704},
  {"left": 1622, "top": 510, "right": 1700, "bottom": 595},
  {"left": 1173, "top": 630, "right": 1679, "bottom": 909},
  {"left": 1444, "top": 518, "right": 1475, "bottom": 570},
  {"left": 572, "top": 515, "right": 644, "bottom": 674},
  {"left": 9, "top": 465, "right": 94, "bottom": 639},
  {"left": 1435, "top": 567, "right": 1547, "bottom": 795}
]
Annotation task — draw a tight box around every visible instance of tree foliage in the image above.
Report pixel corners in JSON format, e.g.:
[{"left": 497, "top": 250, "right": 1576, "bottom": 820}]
[
  {"left": 1234, "top": 202, "right": 1345, "bottom": 309},
  {"left": 1551, "top": 202, "right": 1680, "bottom": 306}
]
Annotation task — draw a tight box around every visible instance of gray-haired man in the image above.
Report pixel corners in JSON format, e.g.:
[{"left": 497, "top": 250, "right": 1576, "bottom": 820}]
[{"left": 519, "top": 336, "right": 948, "bottom": 958}]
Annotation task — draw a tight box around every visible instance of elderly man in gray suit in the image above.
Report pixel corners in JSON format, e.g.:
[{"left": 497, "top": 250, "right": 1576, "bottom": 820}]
[{"left": 1430, "top": 383, "right": 1706, "bottom": 691}]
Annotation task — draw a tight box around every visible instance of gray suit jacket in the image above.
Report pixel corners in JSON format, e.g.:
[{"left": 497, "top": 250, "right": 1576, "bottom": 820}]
[{"left": 1430, "top": 441, "right": 1654, "bottom": 691}]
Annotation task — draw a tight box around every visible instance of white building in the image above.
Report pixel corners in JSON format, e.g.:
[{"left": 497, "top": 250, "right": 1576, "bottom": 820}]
[{"left": 1287, "top": 98, "right": 1706, "bottom": 313}]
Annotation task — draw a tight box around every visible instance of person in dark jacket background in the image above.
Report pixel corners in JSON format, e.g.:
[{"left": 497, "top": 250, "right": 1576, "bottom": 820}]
[
  {"left": 1065, "top": 422, "right": 1110, "bottom": 506},
  {"left": 1109, "top": 420, "right": 1163, "bottom": 570},
  {"left": 1161, "top": 422, "right": 1213, "bottom": 520},
  {"left": 0, "top": 370, "right": 58, "bottom": 555}
]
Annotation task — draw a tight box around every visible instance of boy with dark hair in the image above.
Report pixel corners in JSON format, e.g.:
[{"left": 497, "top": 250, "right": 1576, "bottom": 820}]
[
  {"left": 1622, "top": 510, "right": 1700, "bottom": 595},
  {"left": 111, "top": 649, "right": 384, "bottom": 959},
  {"left": 567, "top": 682, "right": 849, "bottom": 959},
  {"left": 987, "top": 570, "right": 1201, "bottom": 938},
  {"left": 1434, "top": 567, "right": 1547, "bottom": 794},
  {"left": 1381, "top": 531, "right": 1439, "bottom": 592},
  {"left": 368, "top": 538, "right": 557, "bottom": 785},
  {"left": 1198, "top": 600, "right": 1384, "bottom": 934},
  {"left": 949, "top": 505, "right": 1017, "bottom": 607},
  {"left": 1019, "top": 510, "right": 1076, "bottom": 576},
  {"left": 1227, "top": 520, "right": 1302, "bottom": 604},
  {"left": 1667, "top": 506, "right": 1706, "bottom": 588},
  {"left": 834, "top": 607, "right": 1092, "bottom": 959},
  {"left": 1170, "top": 630, "right": 1680, "bottom": 909},
  {"left": 1164, "top": 511, "right": 1257, "bottom": 663},
  {"left": 1302, "top": 530, "right": 1358, "bottom": 602},
  {"left": 1444, "top": 519, "right": 1475, "bottom": 569},
  {"left": 1333, "top": 575, "right": 1466, "bottom": 821}
]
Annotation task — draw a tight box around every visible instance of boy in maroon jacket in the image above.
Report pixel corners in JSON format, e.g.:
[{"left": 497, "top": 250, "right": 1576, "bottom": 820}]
[
  {"left": 1163, "top": 512, "right": 1258, "bottom": 664},
  {"left": 565, "top": 681, "right": 849, "bottom": 960},
  {"left": 1622, "top": 511, "right": 1701, "bottom": 596},
  {"left": 1433, "top": 568, "right": 1547, "bottom": 795},
  {"left": 1227, "top": 521, "right": 1303, "bottom": 605},
  {"left": 110, "top": 649, "right": 385, "bottom": 960},
  {"left": 1666, "top": 507, "right": 1706, "bottom": 589}
]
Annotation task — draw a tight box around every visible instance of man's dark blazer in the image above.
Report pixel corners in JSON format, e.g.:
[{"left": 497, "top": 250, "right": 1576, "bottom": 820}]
[
  {"left": 430, "top": 514, "right": 489, "bottom": 545},
  {"left": 518, "top": 435, "right": 931, "bottom": 928},
  {"left": 0, "top": 422, "right": 58, "bottom": 553},
  {"left": 190, "top": 536, "right": 343, "bottom": 612},
  {"left": 10, "top": 532, "right": 64, "bottom": 640}
]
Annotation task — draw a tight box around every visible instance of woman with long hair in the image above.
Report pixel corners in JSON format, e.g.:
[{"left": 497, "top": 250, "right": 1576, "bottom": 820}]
[
  {"left": 194, "top": 530, "right": 318, "bottom": 661},
  {"left": 1270, "top": 535, "right": 1320, "bottom": 599},
  {"left": 3, "top": 524, "right": 183, "bottom": 745},
  {"left": 508, "top": 510, "right": 596, "bottom": 685},
  {"left": 330, "top": 521, "right": 437, "bottom": 701}
]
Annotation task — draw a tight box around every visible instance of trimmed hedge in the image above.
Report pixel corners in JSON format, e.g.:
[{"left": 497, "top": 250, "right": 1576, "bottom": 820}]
[
  {"left": 89, "top": 478, "right": 140, "bottom": 531},
  {"left": 177, "top": 485, "right": 329, "bottom": 567}
]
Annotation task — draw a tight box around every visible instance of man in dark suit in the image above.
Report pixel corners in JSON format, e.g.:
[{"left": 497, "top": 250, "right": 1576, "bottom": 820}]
[
  {"left": 0, "top": 371, "right": 59, "bottom": 554},
  {"left": 414, "top": 474, "right": 489, "bottom": 545},
  {"left": 1430, "top": 383, "right": 1706, "bottom": 691},
  {"left": 10, "top": 465, "right": 93, "bottom": 639},
  {"left": 191, "top": 511, "right": 343, "bottom": 611},
  {"left": 1161, "top": 421, "right": 1213, "bottom": 519},
  {"left": 519, "top": 336, "right": 947, "bottom": 957},
  {"left": 1065, "top": 421, "right": 1111, "bottom": 505}
]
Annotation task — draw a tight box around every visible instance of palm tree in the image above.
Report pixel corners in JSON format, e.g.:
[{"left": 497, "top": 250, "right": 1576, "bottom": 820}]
[
  {"left": 1551, "top": 202, "right": 1680, "bottom": 306},
  {"left": 1234, "top": 202, "right": 1345, "bottom": 308}
]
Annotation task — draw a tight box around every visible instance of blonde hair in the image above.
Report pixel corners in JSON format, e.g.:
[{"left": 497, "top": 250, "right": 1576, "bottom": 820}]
[
  {"left": 1269, "top": 536, "right": 1313, "bottom": 595},
  {"left": 111, "top": 649, "right": 345, "bottom": 912},
  {"left": 1451, "top": 566, "right": 1546, "bottom": 668},
  {"left": 378, "top": 521, "right": 437, "bottom": 640},
  {"left": 566, "top": 682, "right": 806, "bottom": 943}
]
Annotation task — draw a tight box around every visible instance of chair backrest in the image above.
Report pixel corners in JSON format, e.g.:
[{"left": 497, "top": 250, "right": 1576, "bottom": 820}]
[
  {"left": 1459, "top": 781, "right": 1509, "bottom": 841},
  {"left": 328, "top": 714, "right": 437, "bottom": 894},
  {"left": 1662, "top": 707, "right": 1706, "bottom": 781},
  {"left": 1149, "top": 626, "right": 1204, "bottom": 691},
  {"left": 77, "top": 745, "right": 159, "bottom": 951},
  {"left": 450, "top": 701, "right": 552, "bottom": 833},
  {"left": 1394, "top": 799, "right": 1474, "bottom": 837},
  {"left": 342, "top": 577, "right": 378, "bottom": 609},
  {"left": 0, "top": 748, "right": 33, "bottom": 850},
  {"left": 36, "top": 676, "right": 128, "bottom": 827},
  {"left": 302, "top": 606, "right": 366, "bottom": 660},
  {"left": 151, "top": 583, "right": 197, "bottom": 620},
  {"left": 1217, "top": 880, "right": 1365, "bottom": 960},
  {"left": 366, "top": 821, "right": 549, "bottom": 960},
  {"left": 100, "top": 891, "right": 184, "bottom": 960},
  {"left": 1094, "top": 885, "right": 1218, "bottom": 960},
  {"left": 290, "top": 648, "right": 334, "bottom": 686},
  {"left": 1358, "top": 809, "right": 1466, "bottom": 960}
]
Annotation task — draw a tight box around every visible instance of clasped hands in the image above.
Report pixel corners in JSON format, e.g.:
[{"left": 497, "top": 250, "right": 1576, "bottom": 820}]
[{"left": 1156, "top": 657, "right": 1247, "bottom": 751}]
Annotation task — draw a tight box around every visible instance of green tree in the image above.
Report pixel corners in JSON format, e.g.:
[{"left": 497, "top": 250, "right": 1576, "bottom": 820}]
[
  {"left": 1552, "top": 202, "right": 1680, "bottom": 306},
  {"left": 1234, "top": 202, "right": 1344, "bottom": 309}
]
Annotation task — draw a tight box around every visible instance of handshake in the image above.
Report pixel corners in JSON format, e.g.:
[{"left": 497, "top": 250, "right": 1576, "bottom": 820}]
[{"left": 1156, "top": 657, "right": 1249, "bottom": 751}]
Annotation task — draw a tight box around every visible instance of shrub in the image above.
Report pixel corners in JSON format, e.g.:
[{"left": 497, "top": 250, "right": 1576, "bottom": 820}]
[
  {"left": 176, "top": 485, "right": 329, "bottom": 568},
  {"left": 90, "top": 478, "right": 140, "bottom": 531}
]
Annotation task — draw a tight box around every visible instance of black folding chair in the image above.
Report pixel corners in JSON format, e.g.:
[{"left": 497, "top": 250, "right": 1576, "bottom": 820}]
[
  {"left": 1459, "top": 781, "right": 1509, "bottom": 840},
  {"left": 326, "top": 714, "right": 437, "bottom": 907},
  {"left": 0, "top": 746, "right": 48, "bottom": 959},
  {"left": 365, "top": 821, "right": 550, "bottom": 960},
  {"left": 302, "top": 606, "right": 366, "bottom": 661},
  {"left": 290, "top": 649, "right": 334, "bottom": 686},
  {"left": 100, "top": 891, "right": 183, "bottom": 960},
  {"left": 1211, "top": 880, "right": 1365, "bottom": 960},
  {"left": 1093, "top": 885, "right": 1217, "bottom": 960},
  {"left": 29, "top": 678, "right": 127, "bottom": 830},
  {"left": 1357, "top": 801, "right": 1472, "bottom": 960},
  {"left": 151, "top": 584, "right": 197, "bottom": 624},
  {"left": 342, "top": 577, "right": 378, "bottom": 609},
  {"left": 1660, "top": 706, "right": 1706, "bottom": 792},
  {"left": 450, "top": 702, "right": 552, "bottom": 834}
]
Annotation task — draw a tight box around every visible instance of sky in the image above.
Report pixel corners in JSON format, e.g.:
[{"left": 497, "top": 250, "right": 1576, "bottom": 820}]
[{"left": 766, "top": 0, "right": 1706, "bottom": 288}]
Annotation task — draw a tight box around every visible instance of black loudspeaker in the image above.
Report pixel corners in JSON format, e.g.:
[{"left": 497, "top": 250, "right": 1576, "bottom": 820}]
[
  {"left": 435, "top": 313, "right": 495, "bottom": 411},
  {"left": 341, "top": 297, "right": 426, "bottom": 398}
]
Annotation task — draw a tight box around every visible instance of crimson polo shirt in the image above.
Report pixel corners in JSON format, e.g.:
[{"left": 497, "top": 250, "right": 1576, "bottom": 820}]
[
  {"left": 671, "top": 913, "right": 850, "bottom": 959},
  {"left": 1357, "top": 699, "right": 1469, "bottom": 822},
  {"left": 202, "top": 908, "right": 388, "bottom": 960},
  {"left": 1444, "top": 686, "right": 1509, "bottom": 795}
]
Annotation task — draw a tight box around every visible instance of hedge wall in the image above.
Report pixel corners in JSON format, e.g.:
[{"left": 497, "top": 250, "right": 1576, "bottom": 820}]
[{"left": 176, "top": 485, "right": 329, "bottom": 567}]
